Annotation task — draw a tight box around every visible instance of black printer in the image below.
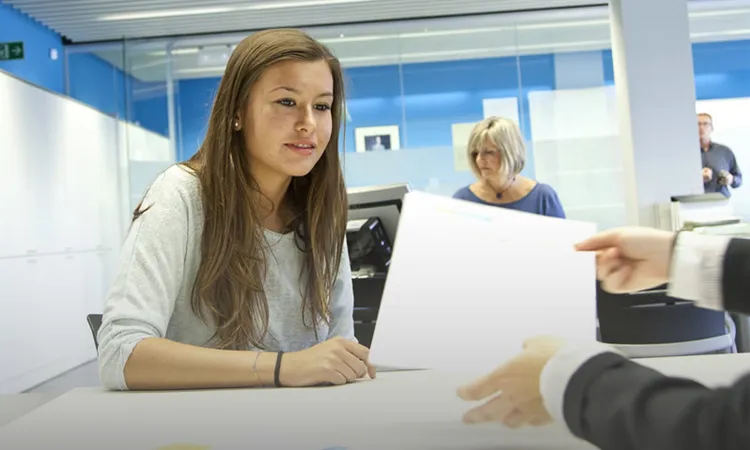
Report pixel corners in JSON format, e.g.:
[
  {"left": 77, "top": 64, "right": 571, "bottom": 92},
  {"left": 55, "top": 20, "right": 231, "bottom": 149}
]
[{"left": 346, "top": 217, "right": 393, "bottom": 274}]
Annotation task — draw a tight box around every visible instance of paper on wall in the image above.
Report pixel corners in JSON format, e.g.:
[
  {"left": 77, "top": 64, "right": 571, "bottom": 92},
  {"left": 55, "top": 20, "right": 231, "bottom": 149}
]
[
  {"left": 482, "top": 97, "right": 520, "bottom": 122},
  {"left": 451, "top": 122, "right": 478, "bottom": 172},
  {"left": 369, "top": 191, "right": 598, "bottom": 373}
]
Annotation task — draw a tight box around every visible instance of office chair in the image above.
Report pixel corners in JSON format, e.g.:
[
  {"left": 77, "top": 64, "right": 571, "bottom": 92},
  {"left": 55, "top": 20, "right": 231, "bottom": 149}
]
[
  {"left": 86, "top": 314, "right": 103, "bottom": 351},
  {"left": 597, "top": 283, "right": 736, "bottom": 358}
]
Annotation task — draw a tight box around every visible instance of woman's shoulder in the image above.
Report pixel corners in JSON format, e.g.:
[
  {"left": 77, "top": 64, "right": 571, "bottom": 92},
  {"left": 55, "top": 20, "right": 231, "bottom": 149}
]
[
  {"left": 149, "top": 164, "right": 200, "bottom": 198},
  {"left": 140, "top": 164, "right": 203, "bottom": 216},
  {"left": 452, "top": 184, "right": 475, "bottom": 199},
  {"left": 532, "top": 182, "right": 561, "bottom": 199}
]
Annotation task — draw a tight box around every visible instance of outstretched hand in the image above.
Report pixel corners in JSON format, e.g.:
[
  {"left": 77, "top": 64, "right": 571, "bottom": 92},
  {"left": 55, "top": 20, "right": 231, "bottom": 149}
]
[
  {"left": 457, "top": 336, "right": 566, "bottom": 428},
  {"left": 574, "top": 227, "right": 675, "bottom": 294}
]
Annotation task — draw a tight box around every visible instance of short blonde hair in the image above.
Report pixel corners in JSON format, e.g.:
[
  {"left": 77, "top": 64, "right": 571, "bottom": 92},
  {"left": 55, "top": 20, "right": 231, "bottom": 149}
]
[{"left": 466, "top": 116, "right": 526, "bottom": 182}]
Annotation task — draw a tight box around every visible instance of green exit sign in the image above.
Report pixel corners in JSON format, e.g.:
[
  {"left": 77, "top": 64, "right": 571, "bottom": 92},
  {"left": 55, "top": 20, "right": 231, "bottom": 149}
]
[{"left": 0, "top": 42, "right": 24, "bottom": 61}]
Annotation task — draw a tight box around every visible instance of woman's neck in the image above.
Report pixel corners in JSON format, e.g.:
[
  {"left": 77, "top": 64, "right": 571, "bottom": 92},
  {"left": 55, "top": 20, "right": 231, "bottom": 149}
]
[
  {"left": 478, "top": 176, "right": 533, "bottom": 203},
  {"left": 251, "top": 169, "right": 292, "bottom": 232}
]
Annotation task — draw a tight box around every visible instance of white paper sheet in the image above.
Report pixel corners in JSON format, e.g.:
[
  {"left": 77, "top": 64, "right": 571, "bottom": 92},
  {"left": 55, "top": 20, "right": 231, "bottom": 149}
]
[
  {"left": 482, "top": 97, "right": 519, "bottom": 122},
  {"left": 451, "top": 122, "right": 478, "bottom": 172},
  {"left": 370, "top": 191, "right": 598, "bottom": 373}
]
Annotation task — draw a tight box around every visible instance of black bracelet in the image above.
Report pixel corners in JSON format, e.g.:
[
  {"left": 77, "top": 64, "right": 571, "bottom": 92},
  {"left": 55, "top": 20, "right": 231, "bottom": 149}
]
[{"left": 274, "top": 351, "right": 284, "bottom": 387}]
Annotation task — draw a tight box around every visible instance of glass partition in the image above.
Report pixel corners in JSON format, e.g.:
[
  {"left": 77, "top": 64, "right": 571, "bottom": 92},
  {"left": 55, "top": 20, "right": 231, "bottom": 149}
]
[
  {"left": 121, "top": 39, "right": 175, "bottom": 212},
  {"left": 516, "top": 17, "right": 625, "bottom": 230},
  {"left": 336, "top": 25, "right": 524, "bottom": 197},
  {"left": 689, "top": 8, "right": 750, "bottom": 222},
  {"left": 65, "top": 38, "right": 176, "bottom": 216},
  {"left": 62, "top": 4, "right": 750, "bottom": 232}
]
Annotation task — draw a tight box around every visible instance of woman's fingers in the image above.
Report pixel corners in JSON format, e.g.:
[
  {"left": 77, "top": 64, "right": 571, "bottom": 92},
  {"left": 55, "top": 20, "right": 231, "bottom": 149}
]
[
  {"left": 338, "top": 348, "right": 368, "bottom": 378},
  {"left": 330, "top": 357, "right": 358, "bottom": 383}
]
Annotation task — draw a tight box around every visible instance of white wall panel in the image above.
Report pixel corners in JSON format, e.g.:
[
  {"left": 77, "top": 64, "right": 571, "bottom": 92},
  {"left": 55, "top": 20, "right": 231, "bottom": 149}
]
[
  {"left": 529, "top": 86, "right": 626, "bottom": 230},
  {"left": 119, "top": 122, "right": 175, "bottom": 212},
  {"left": 0, "top": 70, "right": 171, "bottom": 393},
  {"left": 529, "top": 86, "right": 619, "bottom": 141},
  {"left": 0, "top": 76, "right": 47, "bottom": 257}
]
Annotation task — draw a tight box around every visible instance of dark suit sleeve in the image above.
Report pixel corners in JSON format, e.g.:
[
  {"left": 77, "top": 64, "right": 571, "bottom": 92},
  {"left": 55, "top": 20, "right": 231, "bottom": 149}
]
[
  {"left": 550, "top": 236, "right": 750, "bottom": 450},
  {"left": 563, "top": 352, "right": 750, "bottom": 450},
  {"left": 722, "top": 238, "right": 750, "bottom": 314}
]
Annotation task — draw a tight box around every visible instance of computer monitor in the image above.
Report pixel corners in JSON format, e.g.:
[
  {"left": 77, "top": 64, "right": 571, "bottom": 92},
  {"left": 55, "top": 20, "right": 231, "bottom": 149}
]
[{"left": 347, "top": 183, "right": 410, "bottom": 245}]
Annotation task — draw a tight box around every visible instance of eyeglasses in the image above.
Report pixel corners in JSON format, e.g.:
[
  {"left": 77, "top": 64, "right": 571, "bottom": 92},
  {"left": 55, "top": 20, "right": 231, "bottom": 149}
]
[{"left": 470, "top": 149, "right": 500, "bottom": 159}]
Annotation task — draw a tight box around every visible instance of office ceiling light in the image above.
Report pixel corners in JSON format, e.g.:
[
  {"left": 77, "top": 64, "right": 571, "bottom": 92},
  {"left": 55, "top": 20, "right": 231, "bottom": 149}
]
[
  {"left": 690, "top": 8, "right": 750, "bottom": 18},
  {"left": 517, "top": 19, "right": 608, "bottom": 30},
  {"left": 100, "top": 6, "right": 234, "bottom": 21},
  {"left": 692, "top": 28, "right": 750, "bottom": 38},
  {"left": 336, "top": 40, "right": 612, "bottom": 63},
  {"left": 175, "top": 39, "right": 612, "bottom": 75},
  {"left": 99, "top": 0, "right": 372, "bottom": 21},
  {"left": 175, "top": 66, "right": 228, "bottom": 75},
  {"left": 317, "top": 19, "right": 608, "bottom": 44}
]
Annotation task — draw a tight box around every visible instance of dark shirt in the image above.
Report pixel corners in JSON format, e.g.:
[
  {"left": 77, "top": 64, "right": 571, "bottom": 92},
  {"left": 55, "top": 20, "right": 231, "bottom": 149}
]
[
  {"left": 452, "top": 183, "right": 566, "bottom": 218},
  {"left": 702, "top": 142, "right": 742, "bottom": 197}
]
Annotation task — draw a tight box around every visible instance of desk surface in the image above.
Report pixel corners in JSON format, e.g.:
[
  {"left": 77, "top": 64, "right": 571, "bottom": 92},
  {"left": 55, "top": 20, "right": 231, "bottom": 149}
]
[
  {"left": 1, "top": 353, "right": 749, "bottom": 450},
  {"left": 0, "top": 393, "right": 59, "bottom": 428}
]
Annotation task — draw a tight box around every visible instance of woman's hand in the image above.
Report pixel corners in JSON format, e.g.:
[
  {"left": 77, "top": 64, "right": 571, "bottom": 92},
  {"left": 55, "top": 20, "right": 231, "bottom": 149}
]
[
  {"left": 457, "top": 336, "right": 566, "bottom": 428},
  {"left": 575, "top": 227, "right": 675, "bottom": 294},
  {"left": 279, "top": 337, "right": 376, "bottom": 387}
]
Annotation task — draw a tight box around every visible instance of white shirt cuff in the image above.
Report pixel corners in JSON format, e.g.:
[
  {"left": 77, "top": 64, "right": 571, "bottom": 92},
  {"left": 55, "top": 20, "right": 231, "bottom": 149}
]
[
  {"left": 667, "top": 232, "right": 730, "bottom": 310},
  {"left": 540, "top": 342, "right": 623, "bottom": 426}
]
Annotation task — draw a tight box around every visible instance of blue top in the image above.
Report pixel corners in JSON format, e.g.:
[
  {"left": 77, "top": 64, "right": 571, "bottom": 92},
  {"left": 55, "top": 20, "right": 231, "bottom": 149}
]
[
  {"left": 452, "top": 183, "right": 566, "bottom": 218},
  {"left": 701, "top": 142, "right": 742, "bottom": 197}
]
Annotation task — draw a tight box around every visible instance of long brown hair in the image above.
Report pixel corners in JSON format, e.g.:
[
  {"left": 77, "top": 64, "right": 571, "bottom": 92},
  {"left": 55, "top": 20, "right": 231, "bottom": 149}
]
[{"left": 152, "top": 29, "right": 346, "bottom": 349}]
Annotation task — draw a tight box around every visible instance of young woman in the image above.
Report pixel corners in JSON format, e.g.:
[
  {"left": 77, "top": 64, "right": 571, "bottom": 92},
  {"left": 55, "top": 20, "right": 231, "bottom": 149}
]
[
  {"left": 97, "top": 28, "right": 375, "bottom": 391},
  {"left": 452, "top": 116, "right": 565, "bottom": 218}
]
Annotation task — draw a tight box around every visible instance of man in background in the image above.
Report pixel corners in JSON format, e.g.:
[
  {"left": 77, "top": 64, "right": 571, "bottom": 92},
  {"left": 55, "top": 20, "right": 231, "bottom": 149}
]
[{"left": 699, "top": 112, "right": 742, "bottom": 197}]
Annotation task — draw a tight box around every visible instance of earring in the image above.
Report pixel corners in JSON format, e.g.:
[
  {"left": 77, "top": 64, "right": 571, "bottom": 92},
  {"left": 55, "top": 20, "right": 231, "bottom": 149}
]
[{"left": 233, "top": 118, "right": 240, "bottom": 130}]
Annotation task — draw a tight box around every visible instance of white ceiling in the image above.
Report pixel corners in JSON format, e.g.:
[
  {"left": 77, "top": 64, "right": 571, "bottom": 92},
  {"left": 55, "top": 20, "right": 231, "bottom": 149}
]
[
  {"left": 55, "top": 0, "right": 750, "bottom": 83},
  {"left": 6, "top": 0, "right": 605, "bottom": 43},
  {"left": 10, "top": 0, "right": 750, "bottom": 83}
]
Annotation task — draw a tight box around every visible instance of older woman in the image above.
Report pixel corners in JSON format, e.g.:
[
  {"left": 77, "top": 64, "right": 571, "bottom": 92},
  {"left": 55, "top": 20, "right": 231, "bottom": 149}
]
[{"left": 453, "top": 116, "right": 565, "bottom": 218}]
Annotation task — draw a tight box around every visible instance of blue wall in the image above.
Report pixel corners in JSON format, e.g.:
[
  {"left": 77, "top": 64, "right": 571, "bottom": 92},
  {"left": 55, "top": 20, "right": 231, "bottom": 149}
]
[
  {"left": 66, "top": 52, "right": 127, "bottom": 118},
  {"left": 175, "top": 54, "right": 556, "bottom": 170},
  {"left": 0, "top": 3, "right": 64, "bottom": 93},
  {"left": 602, "top": 41, "right": 750, "bottom": 98},
  {"left": 176, "top": 39, "right": 750, "bottom": 165},
  {"left": 65, "top": 54, "right": 168, "bottom": 136},
  {"left": 7, "top": 0, "right": 750, "bottom": 164},
  {"left": 177, "top": 77, "right": 221, "bottom": 160},
  {"left": 1, "top": 3, "right": 167, "bottom": 137}
]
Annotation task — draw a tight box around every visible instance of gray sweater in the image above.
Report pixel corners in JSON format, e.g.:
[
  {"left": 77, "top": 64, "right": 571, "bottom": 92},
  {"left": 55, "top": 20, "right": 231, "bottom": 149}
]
[{"left": 97, "top": 166, "right": 355, "bottom": 390}]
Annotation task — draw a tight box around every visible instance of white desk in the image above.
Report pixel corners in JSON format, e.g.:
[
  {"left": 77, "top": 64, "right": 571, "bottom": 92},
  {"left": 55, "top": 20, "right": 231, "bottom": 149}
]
[
  {"left": 0, "top": 393, "right": 59, "bottom": 427},
  {"left": 1, "top": 353, "right": 749, "bottom": 450}
]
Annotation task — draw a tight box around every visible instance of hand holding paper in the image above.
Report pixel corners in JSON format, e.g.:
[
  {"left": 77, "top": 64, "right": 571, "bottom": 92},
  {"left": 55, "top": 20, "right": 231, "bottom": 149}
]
[
  {"left": 456, "top": 226, "right": 681, "bottom": 430},
  {"left": 573, "top": 227, "right": 674, "bottom": 294},
  {"left": 368, "top": 191, "right": 598, "bottom": 374}
]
